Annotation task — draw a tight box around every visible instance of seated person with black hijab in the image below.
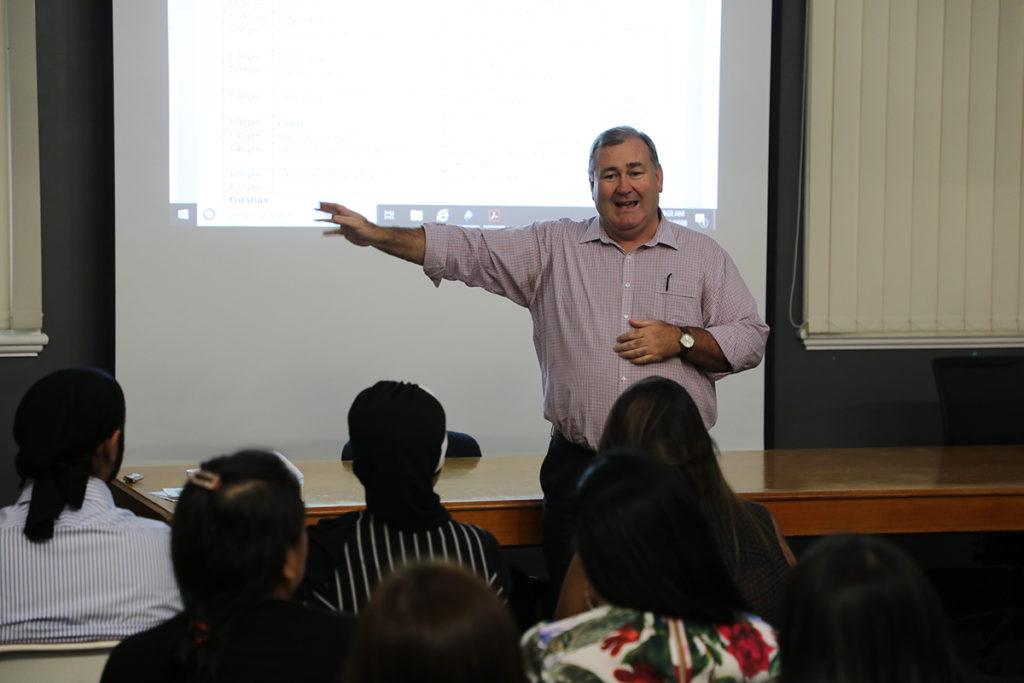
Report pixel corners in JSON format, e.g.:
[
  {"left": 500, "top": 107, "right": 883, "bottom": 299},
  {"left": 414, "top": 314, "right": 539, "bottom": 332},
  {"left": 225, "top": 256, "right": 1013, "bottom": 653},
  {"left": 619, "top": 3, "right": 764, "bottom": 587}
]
[
  {"left": 0, "top": 367, "right": 181, "bottom": 644},
  {"left": 297, "top": 380, "right": 512, "bottom": 613}
]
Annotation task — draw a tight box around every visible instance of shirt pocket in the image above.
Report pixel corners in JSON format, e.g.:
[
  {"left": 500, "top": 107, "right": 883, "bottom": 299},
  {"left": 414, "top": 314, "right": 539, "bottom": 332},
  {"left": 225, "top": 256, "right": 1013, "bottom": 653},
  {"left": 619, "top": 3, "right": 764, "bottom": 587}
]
[{"left": 659, "top": 279, "right": 701, "bottom": 327}]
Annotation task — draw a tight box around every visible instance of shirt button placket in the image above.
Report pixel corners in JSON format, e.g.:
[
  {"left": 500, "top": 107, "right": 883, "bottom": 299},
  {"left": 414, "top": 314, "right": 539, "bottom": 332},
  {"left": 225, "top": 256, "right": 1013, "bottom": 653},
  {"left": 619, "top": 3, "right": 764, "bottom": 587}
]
[
  {"left": 620, "top": 254, "right": 635, "bottom": 384},
  {"left": 621, "top": 254, "right": 635, "bottom": 329}
]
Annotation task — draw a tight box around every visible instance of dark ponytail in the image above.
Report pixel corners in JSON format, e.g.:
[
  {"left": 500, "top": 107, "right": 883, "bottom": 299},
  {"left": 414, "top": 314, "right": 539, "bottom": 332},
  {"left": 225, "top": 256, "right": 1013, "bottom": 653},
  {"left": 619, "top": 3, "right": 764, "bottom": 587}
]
[{"left": 170, "top": 450, "right": 305, "bottom": 682}]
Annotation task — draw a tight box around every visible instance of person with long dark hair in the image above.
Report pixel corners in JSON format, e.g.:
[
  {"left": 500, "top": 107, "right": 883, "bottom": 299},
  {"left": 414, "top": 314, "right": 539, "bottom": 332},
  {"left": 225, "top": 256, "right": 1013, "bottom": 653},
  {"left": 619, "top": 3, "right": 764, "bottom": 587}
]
[
  {"left": 780, "top": 534, "right": 962, "bottom": 683},
  {"left": 101, "top": 450, "right": 356, "bottom": 683},
  {"left": 522, "top": 450, "right": 779, "bottom": 682},
  {"left": 558, "top": 375, "right": 793, "bottom": 626},
  {"left": 348, "top": 563, "right": 527, "bottom": 683}
]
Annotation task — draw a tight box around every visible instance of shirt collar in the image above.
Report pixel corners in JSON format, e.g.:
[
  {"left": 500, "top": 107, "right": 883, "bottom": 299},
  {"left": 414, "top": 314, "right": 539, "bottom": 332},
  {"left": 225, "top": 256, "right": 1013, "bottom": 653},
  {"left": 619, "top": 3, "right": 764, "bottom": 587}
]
[
  {"left": 583, "top": 212, "right": 680, "bottom": 251},
  {"left": 15, "top": 476, "right": 115, "bottom": 509}
]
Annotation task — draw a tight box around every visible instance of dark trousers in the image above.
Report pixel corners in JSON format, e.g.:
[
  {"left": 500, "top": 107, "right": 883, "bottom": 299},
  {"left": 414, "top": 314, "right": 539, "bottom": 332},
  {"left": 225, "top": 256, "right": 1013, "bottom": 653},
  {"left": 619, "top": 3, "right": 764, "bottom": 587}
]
[{"left": 539, "top": 432, "right": 596, "bottom": 595}]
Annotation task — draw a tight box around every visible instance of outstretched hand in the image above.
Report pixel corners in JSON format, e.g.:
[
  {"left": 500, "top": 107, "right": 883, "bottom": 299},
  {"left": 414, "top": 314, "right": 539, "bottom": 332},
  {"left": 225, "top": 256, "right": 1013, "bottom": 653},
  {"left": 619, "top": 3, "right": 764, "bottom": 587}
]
[
  {"left": 614, "top": 320, "right": 682, "bottom": 364},
  {"left": 317, "top": 201, "right": 427, "bottom": 265},
  {"left": 317, "top": 202, "right": 380, "bottom": 247}
]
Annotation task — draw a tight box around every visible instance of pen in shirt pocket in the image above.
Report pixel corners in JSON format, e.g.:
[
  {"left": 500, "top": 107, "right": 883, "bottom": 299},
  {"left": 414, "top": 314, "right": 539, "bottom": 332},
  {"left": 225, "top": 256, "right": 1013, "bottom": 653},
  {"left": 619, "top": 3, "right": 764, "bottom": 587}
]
[{"left": 665, "top": 273, "right": 672, "bottom": 291}]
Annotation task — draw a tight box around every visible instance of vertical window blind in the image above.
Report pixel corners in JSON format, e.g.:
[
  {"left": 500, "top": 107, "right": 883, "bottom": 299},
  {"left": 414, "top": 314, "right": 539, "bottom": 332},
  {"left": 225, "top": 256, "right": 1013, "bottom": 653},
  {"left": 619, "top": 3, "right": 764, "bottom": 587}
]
[
  {"left": 1, "top": 0, "right": 46, "bottom": 357},
  {"left": 803, "top": 0, "right": 1024, "bottom": 349}
]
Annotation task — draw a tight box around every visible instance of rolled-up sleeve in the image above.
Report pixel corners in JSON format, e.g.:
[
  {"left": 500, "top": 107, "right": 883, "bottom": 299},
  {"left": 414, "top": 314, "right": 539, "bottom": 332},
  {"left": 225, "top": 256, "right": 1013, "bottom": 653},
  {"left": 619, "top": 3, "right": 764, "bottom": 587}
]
[
  {"left": 421, "top": 222, "right": 544, "bottom": 307},
  {"left": 703, "top": 248, "right": 769, "bottom": 381}
]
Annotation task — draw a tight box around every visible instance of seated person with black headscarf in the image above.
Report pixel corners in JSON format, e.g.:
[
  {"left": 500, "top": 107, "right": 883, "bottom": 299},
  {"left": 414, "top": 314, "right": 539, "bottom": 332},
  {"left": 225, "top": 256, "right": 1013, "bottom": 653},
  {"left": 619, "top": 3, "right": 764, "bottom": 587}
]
[
  {"left": 297, "top": 380, "right": 512, "bottom": 613},
  {"left": 0, "top": 367, "right": 181, "bottom": 643}
]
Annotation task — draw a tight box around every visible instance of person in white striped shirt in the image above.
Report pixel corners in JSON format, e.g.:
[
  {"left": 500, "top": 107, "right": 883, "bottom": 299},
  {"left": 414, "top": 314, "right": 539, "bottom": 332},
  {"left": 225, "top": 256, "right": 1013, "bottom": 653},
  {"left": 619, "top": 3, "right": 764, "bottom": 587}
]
[
  {"left": 297, "top": 380, "right": 512, "bottom": 614},
  {"left": 0, "top": 367, "right": 181, "bottom": 644}
]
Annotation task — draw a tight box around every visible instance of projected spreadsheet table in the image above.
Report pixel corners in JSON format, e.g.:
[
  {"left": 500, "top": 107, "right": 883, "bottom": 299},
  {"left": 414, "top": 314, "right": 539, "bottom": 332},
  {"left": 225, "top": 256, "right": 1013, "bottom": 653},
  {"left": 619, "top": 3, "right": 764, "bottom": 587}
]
[{"left": 169, "top": 0, "right": 723, "bottom": 228}]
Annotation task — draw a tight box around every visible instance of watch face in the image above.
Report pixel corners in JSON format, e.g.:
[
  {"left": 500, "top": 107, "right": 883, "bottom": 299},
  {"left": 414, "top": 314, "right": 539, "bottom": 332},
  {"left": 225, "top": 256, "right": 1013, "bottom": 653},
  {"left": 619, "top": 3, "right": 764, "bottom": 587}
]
[{"left": 681, "top": 332, "right": 695, "bottom": 350}]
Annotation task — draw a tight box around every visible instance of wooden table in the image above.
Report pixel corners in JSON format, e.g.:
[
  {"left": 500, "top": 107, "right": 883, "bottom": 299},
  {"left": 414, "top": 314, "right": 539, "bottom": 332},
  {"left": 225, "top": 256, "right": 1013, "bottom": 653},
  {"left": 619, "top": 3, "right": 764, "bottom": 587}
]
[{"left": 110, "top": 446, "right": 1024, "bottom": 546}]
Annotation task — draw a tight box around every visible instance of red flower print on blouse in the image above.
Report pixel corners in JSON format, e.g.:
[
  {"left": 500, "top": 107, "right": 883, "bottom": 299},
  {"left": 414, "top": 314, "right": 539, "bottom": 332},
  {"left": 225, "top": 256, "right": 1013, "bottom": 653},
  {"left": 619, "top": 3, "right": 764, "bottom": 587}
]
[
  {"left": 601, "top": 624, "right": 641, "bottom": 656},
  {"left": 613, "top": 661, "right": 667, "bottom": 682},
  {"left": 717, "top": 621, "right": 774, "bottom": 678}
]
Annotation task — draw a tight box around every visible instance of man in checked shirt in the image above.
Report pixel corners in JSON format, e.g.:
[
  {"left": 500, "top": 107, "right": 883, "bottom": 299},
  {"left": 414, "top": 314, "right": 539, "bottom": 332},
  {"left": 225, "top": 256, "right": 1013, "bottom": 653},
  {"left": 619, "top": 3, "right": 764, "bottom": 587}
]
[{"left": 318, "top": 126, "right": 769, "bottom": 592}]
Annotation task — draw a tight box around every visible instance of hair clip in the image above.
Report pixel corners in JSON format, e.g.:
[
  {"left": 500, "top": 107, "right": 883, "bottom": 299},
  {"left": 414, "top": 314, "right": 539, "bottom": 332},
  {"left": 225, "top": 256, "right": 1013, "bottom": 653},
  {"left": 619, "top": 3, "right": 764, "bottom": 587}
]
[
  {"left": 189, "top": 620, "right": 211, "bottom": 646},
  {"left": 188, "top": 469, "right": 221, "bottom": 491}
]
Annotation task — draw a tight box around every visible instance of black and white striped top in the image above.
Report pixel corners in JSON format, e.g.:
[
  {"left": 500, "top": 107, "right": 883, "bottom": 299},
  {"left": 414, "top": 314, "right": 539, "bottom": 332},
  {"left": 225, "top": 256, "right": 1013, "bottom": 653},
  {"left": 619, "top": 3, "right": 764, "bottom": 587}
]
[{"left": 300, "top": 509, "right": 512, "bottom": 614}]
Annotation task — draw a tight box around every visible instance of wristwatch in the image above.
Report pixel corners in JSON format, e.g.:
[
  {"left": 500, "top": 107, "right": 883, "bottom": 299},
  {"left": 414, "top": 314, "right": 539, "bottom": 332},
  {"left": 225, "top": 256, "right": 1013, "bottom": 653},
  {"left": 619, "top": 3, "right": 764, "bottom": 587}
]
[{"left": 679, "top": 328, "right": 695, "bottom": 354}]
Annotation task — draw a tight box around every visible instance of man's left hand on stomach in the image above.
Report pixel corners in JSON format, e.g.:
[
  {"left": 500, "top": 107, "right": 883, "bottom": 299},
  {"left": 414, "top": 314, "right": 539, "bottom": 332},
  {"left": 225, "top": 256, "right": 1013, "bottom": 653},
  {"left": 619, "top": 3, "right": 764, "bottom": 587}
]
[{"left": 614, "top": 320, "right": 684, "bottom": 364}]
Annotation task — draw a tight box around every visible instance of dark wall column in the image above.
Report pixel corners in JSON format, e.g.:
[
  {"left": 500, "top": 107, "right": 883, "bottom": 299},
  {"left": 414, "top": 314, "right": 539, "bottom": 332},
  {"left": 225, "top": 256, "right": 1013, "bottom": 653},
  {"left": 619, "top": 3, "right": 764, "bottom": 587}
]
[{"left": 0, "top": 1, "right": 114, "bottom": 504}]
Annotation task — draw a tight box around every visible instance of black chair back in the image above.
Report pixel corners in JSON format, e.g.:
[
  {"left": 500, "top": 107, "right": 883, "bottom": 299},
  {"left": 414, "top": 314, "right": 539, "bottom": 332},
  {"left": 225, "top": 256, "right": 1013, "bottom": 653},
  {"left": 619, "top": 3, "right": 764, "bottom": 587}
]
[
  {"left": 932, "top": 356, "right": 1024, "bottom": 445},
  {"left": 340, "top": 430, "right": 482, "bottom": 461}
]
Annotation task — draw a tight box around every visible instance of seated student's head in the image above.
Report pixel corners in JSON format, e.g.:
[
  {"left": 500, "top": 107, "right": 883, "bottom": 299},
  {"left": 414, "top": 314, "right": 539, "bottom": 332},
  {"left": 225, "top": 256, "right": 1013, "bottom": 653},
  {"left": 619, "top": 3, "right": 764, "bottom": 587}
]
[
  {"left": 13, "top": 366, "right": 126, "bottom": 541},
  {"left": 347, "top": 562, "right": 526, "bottom": 683},
  {"left": 348, "top": 380, "right": 449, "bottom": 527},
  {"left": 171, "top": 450, "right": 307, "bottom": 672},
  {"left": 598, "top": 376, "right": 723, "bottom": 495},
  {"left": 575, "top": 448, "right": 747, "bottom": 622},
  {"left": 780, "top": 534, "right": 961, "bottom": 683}
]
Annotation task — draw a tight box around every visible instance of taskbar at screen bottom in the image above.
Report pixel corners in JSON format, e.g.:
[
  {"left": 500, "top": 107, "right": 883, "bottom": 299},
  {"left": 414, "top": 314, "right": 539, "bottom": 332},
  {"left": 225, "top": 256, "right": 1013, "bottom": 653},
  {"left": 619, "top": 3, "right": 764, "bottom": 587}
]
[{"left": 376, "top": 205, "right": 716, "bottom": 231}]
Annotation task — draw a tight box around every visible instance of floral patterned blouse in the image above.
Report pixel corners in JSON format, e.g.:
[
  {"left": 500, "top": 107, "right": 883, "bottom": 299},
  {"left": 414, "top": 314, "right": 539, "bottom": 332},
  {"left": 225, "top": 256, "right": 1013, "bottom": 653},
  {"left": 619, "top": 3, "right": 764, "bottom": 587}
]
[{"left": 521, "top": 605, "right": 779, "bottom": 682}]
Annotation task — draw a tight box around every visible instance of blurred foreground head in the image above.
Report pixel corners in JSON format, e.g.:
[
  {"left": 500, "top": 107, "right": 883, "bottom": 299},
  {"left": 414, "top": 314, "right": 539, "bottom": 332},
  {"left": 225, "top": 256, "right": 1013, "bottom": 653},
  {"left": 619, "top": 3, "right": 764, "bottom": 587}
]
[
  {"left": 347, "top": 563, "right": 526, "bottom": 683},
  {"left": 780, "top": 534, "right": 962, "bottom": 683}
]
